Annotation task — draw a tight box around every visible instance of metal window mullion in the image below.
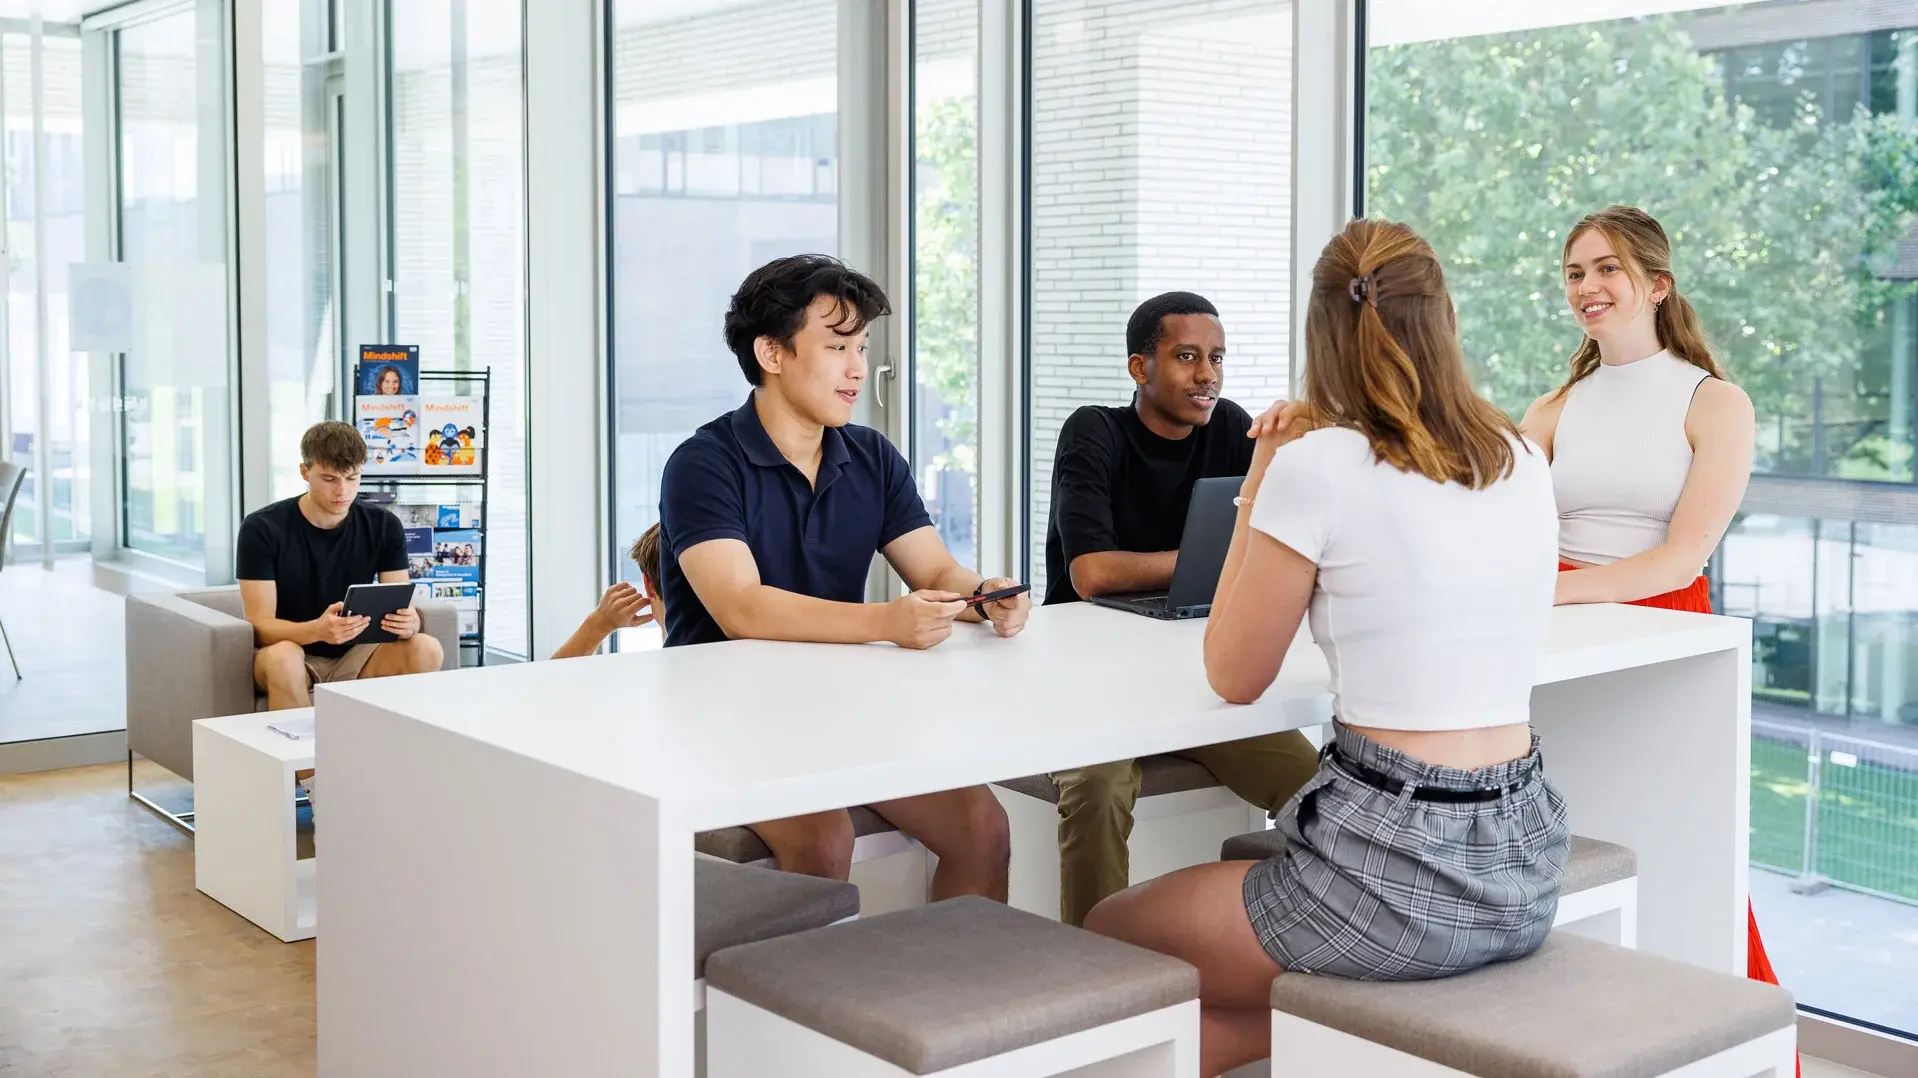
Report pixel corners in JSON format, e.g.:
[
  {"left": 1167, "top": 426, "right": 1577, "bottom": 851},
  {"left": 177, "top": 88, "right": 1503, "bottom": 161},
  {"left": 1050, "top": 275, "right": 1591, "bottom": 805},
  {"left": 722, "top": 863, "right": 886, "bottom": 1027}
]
[
  {"left": 978, "top": 0, "right": 1023, "bottom": 581},
  {"left": 31, "top": 18, "right": 54, "bottom": 564}
]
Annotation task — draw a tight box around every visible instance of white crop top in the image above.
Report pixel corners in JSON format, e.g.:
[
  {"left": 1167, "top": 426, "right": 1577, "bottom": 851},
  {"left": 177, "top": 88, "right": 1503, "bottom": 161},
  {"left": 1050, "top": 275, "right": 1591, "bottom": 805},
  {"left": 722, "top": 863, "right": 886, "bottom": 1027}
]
[
  {"left": 1247, "top": 427, "right": 1558, "bottom": 732},
  {"left": 1551, "top": 350, "right": 1710, "bottom": 567}
]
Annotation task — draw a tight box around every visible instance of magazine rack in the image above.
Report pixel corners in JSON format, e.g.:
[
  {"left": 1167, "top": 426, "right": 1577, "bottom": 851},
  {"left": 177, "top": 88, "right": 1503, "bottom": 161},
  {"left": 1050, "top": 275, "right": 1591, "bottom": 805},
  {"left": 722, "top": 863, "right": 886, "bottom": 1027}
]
[{"left": 353, "top": 368, "right": 492, "bottom": 666}]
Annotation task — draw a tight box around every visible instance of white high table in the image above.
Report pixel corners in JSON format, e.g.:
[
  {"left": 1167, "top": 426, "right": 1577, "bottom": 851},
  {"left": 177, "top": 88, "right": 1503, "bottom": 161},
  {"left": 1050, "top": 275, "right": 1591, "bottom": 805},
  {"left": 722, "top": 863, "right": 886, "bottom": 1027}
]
[{"left": 316, "top": 601, "right": 1750, "bottom": 1078}]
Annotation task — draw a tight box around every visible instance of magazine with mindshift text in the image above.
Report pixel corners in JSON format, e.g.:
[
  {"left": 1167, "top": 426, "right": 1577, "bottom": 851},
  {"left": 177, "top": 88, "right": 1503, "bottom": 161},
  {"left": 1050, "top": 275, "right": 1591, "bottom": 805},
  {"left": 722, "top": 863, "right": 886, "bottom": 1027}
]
[
  {"left": 420, "top": 397, "right": 483, "bottom": 474},
  {"left": 356, "top": 396, "right": 423, "bottom": 474}
]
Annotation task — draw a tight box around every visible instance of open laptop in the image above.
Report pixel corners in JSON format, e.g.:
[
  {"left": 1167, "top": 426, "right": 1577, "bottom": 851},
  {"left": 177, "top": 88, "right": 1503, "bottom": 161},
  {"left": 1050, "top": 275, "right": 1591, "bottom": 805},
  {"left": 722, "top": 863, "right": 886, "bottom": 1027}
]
[{"left": 1085, "top": 475, "right": 1242, "bottom": 621}]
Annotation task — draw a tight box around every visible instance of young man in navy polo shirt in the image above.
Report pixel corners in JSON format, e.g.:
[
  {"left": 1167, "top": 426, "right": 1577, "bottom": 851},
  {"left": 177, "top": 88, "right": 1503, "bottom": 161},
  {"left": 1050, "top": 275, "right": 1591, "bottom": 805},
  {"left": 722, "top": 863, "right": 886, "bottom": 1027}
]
[{"left": 657, "top": 254, "right": 1028, "bottom": 901}]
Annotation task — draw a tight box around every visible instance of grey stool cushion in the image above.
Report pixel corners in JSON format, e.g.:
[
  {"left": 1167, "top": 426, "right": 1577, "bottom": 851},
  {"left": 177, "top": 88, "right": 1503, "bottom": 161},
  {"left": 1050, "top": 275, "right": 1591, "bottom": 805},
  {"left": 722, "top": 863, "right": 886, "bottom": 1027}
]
[
  {"left": 696, "top": 805, "right": 899, "bottom": 864},
  {"left": 1223, "top": 831, "right": 1638, "bottom": 897},
  {"left": 693, "top": 859, "right": 859, "bottom": 977},
  {"left": 706, "top": 896, "right": 1199, "bottom": 1074},
  {"left": 1269, "top": 932, "right": 1795, "bottom": 1078},
  {"left": 995, "top": 754, "right": 1221, "bottom": 804}
]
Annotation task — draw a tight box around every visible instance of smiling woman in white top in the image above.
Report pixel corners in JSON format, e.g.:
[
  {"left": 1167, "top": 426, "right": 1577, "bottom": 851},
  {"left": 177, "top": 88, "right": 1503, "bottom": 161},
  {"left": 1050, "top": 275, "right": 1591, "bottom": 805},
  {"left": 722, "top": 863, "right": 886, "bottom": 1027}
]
[
  {"left": 1517, "top": 205, "right": 1790, "bottom": 1041},
  {"left": 1083, "top": 219, "right": 1566, "bottom": 1078},
  {"left": 1520, "top": 204, "right": 1755, "bottom": 611}
]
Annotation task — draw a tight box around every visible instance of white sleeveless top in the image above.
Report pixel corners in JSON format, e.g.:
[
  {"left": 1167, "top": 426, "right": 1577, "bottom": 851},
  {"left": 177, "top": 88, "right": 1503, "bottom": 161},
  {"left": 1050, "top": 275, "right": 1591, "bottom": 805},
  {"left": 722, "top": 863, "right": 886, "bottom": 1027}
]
[{"left": 1551, "top": 350, "right": 1710, "bottom": 566}]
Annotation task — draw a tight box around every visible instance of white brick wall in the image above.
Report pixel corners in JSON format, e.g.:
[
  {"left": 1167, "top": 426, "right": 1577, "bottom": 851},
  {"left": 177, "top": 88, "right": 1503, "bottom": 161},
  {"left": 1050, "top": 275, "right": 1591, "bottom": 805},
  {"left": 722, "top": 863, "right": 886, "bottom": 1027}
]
[{"left": 1028, "top": 0, "right": 1293, "bottom": 585}]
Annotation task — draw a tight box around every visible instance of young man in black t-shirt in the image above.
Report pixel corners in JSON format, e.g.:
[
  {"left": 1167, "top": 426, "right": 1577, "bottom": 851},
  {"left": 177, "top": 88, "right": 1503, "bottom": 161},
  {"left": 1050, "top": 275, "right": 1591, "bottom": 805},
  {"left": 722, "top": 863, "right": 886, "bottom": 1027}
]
[
  {"left": 236, "top": 421, "right": 443, "bottom": 712},
  {"left": 1039, "top": 291, "right": 1319, "bottom": 926}
]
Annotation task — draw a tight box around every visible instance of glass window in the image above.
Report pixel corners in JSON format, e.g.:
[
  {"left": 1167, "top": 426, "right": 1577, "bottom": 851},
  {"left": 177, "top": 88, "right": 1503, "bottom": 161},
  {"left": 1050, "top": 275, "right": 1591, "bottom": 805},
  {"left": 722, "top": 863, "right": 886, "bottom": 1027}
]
[
  {"left": 116, "top": 8, "right": 230, "bottom": 568},
  {"left": 607, "top": 0, "right": 837, "bottom": 650},
  {"left": 1026, "top": 0, "right": 1296, "bottom": 591},
  {"left": 1368, "top": 4, "right": 1918, "bottom": 1037},
  {"left": 263, "top": 0, "right": 341, "bottom": 501},
  {"left": 4, "top": 34, "right": 87, "bottom": 554},
  {"left": 912, "top": 0, "right": 980, "bottom": 568},
  {"left": 389, "top": 0, "right": 527, "bottom": 657}
]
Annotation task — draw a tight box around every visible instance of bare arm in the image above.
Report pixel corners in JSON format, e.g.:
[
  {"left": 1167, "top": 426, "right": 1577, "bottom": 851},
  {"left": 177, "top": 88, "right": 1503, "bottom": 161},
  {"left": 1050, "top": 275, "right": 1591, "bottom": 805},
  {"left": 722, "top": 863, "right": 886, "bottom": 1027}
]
[
  {"left": 550, "top": 582, "right": 654, "bottom": 660},
  {"left": 884, "top": 525, "right": 1031, "bottom": 637},
  {"left": 1068, "top": 550, "right": 1177, "bottom": 599},
  {"left": 238, "top": 578, "right": 321, "bottom": 647},
  {"left": 680, "top": 538, "right": 890, "bottom": 643},
  {"left": 884, "top": 525, "right": 984, "bottom": 618},
  {"left": 1203, "top": 433, "right": 1318, "bottom": 703},
  {"left": 1518, "top": 390, "right": 1566, "bottom": 461},
  {"left": 1555, "top": 379, "right": 1755, "bottom": 605},
  {"left": 679, "top": 537, "right": 964, "bottom": 648}
]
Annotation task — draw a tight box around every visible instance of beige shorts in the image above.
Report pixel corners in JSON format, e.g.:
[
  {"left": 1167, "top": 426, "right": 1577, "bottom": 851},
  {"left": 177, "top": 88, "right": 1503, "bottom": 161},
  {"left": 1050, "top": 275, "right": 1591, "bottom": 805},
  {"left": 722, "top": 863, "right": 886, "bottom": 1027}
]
[{"left": 302, "top": 643, "right": 381, "bottom": 687}]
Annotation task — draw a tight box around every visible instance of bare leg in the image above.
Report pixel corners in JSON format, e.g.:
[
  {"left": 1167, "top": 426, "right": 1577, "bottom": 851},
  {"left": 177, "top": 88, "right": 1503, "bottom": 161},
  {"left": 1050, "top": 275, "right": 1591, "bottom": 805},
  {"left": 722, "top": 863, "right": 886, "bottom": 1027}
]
[
  {"left": 746, "top": 810, "right": 856, "bottom": 880},
  {"left": 253, "top": 640, "right": 312, "bottom": 711},
  {"left": 359, "top": 633, "right": 445, "bottom": 679},
  {"left": 870, "top": 786, "right": 1011, "bottom": 902},
  {"left": 1085, "top": 861, "right": 1280, "bottom": 1077}
]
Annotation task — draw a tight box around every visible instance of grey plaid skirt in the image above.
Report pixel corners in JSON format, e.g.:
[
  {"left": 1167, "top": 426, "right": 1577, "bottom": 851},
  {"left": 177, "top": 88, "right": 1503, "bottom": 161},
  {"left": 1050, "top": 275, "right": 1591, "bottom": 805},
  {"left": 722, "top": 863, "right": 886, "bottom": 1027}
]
[{"left": 1241, "top": 722, "right": 1570, "bottom": 981}]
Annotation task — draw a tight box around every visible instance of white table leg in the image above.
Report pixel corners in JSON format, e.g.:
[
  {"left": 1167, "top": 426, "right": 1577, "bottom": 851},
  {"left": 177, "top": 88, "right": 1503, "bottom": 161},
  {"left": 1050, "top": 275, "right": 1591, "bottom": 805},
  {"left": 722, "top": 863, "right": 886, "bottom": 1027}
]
[
  {"left": 319, "top": 692, "right": 691, "bottom": 1077},
  {"left": 1531, "top": 645, "right": 1750, "bottom": 975}
]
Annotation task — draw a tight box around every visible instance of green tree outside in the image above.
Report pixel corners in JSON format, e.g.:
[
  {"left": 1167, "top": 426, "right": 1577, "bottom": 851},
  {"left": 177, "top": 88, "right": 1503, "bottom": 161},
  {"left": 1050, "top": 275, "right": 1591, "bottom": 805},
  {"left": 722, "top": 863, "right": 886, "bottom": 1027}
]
[{"left": 1365, "top": 18, "right": 1918, "bottom": 478}]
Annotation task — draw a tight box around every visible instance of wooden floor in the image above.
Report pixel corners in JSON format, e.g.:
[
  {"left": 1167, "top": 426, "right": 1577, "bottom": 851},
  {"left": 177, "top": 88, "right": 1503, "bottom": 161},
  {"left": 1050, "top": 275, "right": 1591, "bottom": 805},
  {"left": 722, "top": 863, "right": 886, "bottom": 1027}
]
[
  {"left": 0, "top": 761, "right": 1885, "bottom": 1078},
  {"left": 0, "top": 762, "right": 315, "bottom": 1077}
]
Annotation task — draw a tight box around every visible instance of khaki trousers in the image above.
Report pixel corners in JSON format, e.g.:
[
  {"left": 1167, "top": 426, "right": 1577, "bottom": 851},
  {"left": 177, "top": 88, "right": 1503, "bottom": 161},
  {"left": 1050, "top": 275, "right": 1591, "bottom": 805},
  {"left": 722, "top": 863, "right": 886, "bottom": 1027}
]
[{"left": 1050, "top": 730, "right": 1320, "bottom": 926}]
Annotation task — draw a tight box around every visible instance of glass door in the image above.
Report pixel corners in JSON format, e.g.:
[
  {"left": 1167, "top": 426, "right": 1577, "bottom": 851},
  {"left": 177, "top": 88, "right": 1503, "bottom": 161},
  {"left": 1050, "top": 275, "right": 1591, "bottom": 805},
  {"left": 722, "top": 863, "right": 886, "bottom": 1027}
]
[{"left": 2, "top": 24, "right": 91, "bottom": 561}]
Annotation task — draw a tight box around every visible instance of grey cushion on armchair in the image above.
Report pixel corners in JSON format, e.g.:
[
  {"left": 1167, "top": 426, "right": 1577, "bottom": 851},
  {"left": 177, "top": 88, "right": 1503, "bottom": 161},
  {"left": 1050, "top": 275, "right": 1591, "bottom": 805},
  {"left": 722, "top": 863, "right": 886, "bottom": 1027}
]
[{"left": 125, "top": 586, "right": 460, "bottom": 782}]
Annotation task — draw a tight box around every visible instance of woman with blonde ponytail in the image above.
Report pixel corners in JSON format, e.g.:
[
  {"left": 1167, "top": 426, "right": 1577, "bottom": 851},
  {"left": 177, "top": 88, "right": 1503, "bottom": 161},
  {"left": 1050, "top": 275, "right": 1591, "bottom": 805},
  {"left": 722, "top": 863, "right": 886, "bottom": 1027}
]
[
  {"left": 1084, "top": 220, "right": 1566, "bottom": 1077},
  {"left": 1520, "top": 207, "right": 1789, "bottom": 1046}
]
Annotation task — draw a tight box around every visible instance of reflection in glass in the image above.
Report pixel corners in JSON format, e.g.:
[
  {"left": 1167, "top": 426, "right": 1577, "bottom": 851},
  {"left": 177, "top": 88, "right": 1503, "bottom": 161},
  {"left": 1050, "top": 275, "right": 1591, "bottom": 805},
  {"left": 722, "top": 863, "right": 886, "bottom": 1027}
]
[
  {"left": 608, "top": 0, "right": 838, "bottom": 648},
  {"left": 264, "top": 0, "right": 339, "bottom": 500},
  {"left": 389, "top": 0, "right": 527, "bottom": 656},
  {"left": 1026, "top": 0, "right": 1296, "bottom": 591},
  {"left": 913, "top": 3, "right": 980, "bottom": 570},
  {"left": 4, "top": 35, "right": 88, "bottom": 550},
  {"left": 117, "top": 9, "right": 223, "bottom": 567}
]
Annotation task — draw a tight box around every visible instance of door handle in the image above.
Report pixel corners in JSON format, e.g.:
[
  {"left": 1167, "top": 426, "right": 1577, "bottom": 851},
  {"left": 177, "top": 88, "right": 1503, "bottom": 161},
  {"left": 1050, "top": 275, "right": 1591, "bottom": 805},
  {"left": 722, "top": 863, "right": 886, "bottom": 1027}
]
[{"left": 873, "top": 364, "right": 894, "bottom": 409}]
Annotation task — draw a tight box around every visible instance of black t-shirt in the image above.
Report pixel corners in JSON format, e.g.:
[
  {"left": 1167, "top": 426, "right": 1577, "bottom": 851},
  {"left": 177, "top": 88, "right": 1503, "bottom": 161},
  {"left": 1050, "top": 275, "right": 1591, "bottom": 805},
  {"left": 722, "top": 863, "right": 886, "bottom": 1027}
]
[
  {"left": 235, "top": 496, "right": 409, "bottom": 658},
  {"left": 1043, "top": 399, "right": 1254, "bottom": 605}
]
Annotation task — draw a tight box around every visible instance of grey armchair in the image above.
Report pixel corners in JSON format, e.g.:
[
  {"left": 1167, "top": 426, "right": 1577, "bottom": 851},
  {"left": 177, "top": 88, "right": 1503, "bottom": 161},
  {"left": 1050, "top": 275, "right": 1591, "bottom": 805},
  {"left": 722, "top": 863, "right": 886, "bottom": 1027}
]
[{"left": 125, "top": 585, "right": 459, "bottom": 827}]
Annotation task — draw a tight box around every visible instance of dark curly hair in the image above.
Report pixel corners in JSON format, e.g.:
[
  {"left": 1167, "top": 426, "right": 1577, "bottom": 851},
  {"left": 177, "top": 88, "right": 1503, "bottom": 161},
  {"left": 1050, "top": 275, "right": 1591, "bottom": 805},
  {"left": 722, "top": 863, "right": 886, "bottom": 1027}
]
[
  {"left": 1126, "top": 291, "right": 1220, "bottom": 359},
  {"left": 722, "top": 254, "right": 892, "bottom": 386}
]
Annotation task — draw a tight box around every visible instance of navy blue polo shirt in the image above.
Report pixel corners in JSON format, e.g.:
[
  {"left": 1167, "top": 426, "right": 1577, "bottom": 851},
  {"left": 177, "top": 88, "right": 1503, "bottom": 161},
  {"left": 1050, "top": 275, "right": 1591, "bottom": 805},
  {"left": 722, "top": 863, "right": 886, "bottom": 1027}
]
[{"left": 657, "top": 395, "right": 934, "bottom": 647}]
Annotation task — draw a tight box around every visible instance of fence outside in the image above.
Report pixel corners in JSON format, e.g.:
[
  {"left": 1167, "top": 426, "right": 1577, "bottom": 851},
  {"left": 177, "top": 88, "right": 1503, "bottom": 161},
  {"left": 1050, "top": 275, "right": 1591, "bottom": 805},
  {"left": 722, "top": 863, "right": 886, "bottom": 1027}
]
[{"left": 1752, "top": 720, "right": 1918, "bottom": 906}]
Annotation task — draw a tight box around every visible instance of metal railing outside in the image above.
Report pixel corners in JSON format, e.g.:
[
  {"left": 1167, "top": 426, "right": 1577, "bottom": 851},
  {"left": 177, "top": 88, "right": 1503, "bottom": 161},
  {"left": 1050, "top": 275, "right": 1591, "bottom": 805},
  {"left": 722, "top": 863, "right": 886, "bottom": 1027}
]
[{"left": 1753, "top": 720, "right": 1918, "bottom": 906}]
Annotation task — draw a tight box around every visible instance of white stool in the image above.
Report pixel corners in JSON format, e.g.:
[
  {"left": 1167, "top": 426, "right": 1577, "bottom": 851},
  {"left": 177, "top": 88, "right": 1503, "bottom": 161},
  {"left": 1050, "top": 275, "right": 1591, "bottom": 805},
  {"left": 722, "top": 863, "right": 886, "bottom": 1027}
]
[
  {"left": 1266, "top": 932, "right": 1795, "bottom": 1077},
  {"left": 1221, "top": 831, "right": 1639, "bottom": 947},
  {"left": 705, "top": 896, "right": 1200, "bottom": 1077},
  {"left": 996, "top": 755, "right": 1267, "bottom": 920},
  {"left": 692, "top": 858, "right": 859, "bottom": 1077},
  {"left": 698, "top": 805, "right": 930, "bottom": 915}
]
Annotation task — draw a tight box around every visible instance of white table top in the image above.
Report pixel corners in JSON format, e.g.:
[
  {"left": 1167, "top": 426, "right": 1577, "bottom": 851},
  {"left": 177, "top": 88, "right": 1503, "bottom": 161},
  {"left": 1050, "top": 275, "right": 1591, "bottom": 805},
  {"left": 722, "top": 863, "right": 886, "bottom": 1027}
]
[
  {"left": 319, "top": 602, "right": 1747, "bottom": 831},
  {"left": 195, "top": 709, "right": 318, "bottom": 767}
]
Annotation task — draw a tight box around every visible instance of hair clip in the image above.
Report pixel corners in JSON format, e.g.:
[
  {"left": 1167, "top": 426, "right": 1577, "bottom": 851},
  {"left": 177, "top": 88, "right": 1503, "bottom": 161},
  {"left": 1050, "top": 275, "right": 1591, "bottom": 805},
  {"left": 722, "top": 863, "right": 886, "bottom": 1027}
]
[{"left": 1348, "top": 274, "right": 1379, "bottom": 307}]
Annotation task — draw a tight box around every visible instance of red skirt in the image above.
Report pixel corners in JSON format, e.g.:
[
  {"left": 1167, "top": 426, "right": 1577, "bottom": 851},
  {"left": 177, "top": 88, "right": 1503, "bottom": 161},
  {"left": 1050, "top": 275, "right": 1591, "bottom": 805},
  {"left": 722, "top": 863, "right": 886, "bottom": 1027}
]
[{"left": 1557, "top": 561, "right": 1796, "bottom": 1075}]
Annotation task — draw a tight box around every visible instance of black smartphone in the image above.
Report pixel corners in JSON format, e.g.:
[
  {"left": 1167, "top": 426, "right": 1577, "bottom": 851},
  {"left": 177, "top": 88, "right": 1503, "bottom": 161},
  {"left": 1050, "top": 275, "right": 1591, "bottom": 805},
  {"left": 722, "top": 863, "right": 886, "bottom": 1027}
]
[{"left": 963, "top": 583, "right": 1030, "bottom": 608}]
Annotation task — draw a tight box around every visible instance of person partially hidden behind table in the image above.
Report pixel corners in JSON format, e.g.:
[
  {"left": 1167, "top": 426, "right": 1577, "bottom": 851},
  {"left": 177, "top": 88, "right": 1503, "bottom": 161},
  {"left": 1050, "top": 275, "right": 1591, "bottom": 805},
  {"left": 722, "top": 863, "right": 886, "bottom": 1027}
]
[
  {"left": 656, "top": 253, "right": 1026, "bottom": 901},
  {"left": 1083, "top": 220, "right": 1568, "bottom": 1077},
  {"left": 1040, "top": 290, "right": 1318, "bottom": 926},
  {"left": 238, "top": 421, "right": 445, "bottom": 799},
  {"left": 550, "top": 524, "right": 663, "bottom": 659}
]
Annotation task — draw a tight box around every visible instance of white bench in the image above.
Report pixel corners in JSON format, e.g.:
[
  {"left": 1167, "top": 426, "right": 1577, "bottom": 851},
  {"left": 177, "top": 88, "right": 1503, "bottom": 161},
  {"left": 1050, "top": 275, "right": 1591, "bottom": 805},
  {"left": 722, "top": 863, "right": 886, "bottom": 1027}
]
[
  {"left": 1222, "top": 830, "right": 1639, "bottom": 947},
  {"left": 1266, "top": 932, "right": 1795, "bottom": 1077},
  {"left": 995, "top": 755, "right": 1268, "bottom": 920},
  {"left": 705, "top": 896, "right": 1200, "bottom": 1077},
  {"left": 696, "top": 806, "right": 930, "bottom": 916}
]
